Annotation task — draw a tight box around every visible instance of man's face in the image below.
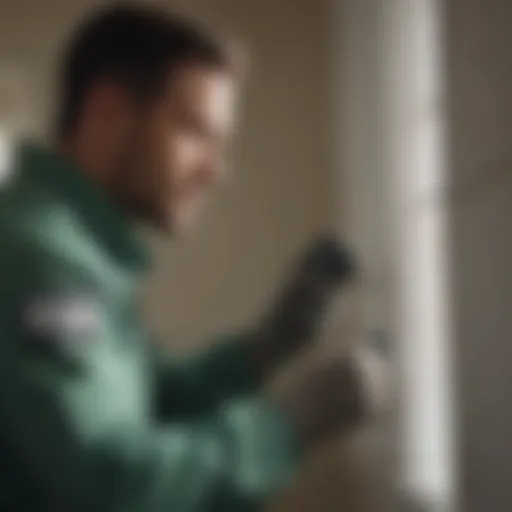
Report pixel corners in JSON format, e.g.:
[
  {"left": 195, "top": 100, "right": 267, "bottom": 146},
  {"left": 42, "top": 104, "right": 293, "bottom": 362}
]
[{"left": 124, "top": 65, "right": 238, "bottom": 232}]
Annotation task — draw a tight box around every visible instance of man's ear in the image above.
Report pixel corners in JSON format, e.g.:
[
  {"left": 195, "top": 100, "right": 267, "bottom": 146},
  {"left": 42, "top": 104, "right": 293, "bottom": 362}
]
[{"left": 85, "top": 81, "right": 134, "bottom": 139}]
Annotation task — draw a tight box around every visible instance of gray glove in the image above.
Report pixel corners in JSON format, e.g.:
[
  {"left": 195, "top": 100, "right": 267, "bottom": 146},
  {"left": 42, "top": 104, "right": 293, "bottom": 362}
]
[
  {"left": 251, "top": 236, "right": 356, "bottom": 379},
  {"left": 276, "top": 347, "right": 390, "bottom": 447}
]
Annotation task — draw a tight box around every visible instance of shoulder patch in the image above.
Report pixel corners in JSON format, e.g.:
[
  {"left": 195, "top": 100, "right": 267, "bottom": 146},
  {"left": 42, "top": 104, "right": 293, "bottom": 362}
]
[{"left": 23, "top": 293, "right": 101, "bottom": 342}]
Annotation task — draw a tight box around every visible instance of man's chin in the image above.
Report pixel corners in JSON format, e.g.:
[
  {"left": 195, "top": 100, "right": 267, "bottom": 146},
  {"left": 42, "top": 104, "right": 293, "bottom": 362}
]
[
  {"left": 164, "top": 208, "right": 203, "bottom": 237},
  {"left": 144, "top": 201, "right": 205, "bottom": 236}
]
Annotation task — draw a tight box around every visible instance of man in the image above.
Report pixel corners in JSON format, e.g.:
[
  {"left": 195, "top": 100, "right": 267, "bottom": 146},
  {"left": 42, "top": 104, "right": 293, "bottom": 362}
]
[{"left": 0, "top": 5, "right": 383, "bottom": 512}]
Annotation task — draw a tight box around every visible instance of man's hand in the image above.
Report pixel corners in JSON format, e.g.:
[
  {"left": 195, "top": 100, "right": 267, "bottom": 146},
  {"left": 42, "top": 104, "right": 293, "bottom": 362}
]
[
  {"left": 275, "top": 347, "right": 390, "bottom": 448},
  {"left": 251, "top": 236, "right": 356, "bottom": 379}
]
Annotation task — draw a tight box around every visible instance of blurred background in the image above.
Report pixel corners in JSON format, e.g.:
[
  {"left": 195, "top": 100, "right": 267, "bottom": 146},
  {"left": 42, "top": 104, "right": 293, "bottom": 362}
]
[{"left": 1, "top": 0, "right": 512, "bottom": 511}]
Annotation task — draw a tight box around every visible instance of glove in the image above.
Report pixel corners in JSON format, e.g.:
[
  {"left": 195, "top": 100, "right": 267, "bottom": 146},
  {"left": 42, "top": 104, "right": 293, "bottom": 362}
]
[
  {"left": 275, "top": 344, "right": 390, "bottom": 448},
  {"left": 251, "top": 236, "right": 356, "bottom": 379}
]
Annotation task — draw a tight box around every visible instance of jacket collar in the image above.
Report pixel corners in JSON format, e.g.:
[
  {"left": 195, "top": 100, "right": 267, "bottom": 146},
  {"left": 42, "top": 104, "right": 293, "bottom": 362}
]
[{"left": 17, "top": 141, "right": 150, "bottom": 274}]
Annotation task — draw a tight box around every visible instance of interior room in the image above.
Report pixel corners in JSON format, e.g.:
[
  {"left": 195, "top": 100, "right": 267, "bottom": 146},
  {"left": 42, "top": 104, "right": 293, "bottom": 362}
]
[{"left": 0, "top": 1, "right": 511, "bottom": 511}]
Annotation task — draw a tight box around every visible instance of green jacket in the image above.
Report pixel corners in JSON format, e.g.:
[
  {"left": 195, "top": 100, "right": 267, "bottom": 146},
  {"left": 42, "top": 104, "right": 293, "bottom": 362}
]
[{"left": 0, "top": 143, "right": 300, "bottom": 512}]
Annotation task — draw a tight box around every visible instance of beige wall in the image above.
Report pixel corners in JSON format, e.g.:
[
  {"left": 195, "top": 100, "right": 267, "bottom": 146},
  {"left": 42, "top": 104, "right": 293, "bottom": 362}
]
[
  {"left": 0, "top": 0, "right": 335, "bottom": 346},
  {"left": 142, "top": 0, "right": 336, "bottom": 348},
  {"left": 447, "top": 0, "right": 512, "bottom": 510}
]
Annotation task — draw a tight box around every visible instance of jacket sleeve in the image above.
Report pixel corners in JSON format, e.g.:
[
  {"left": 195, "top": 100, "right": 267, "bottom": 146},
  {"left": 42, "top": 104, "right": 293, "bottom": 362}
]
[
  {"left": 153, "top": 332, "right": 262, "bottom": 418},
  {"left": 0, "top": 240, "right": 301, "bottom": 512}
]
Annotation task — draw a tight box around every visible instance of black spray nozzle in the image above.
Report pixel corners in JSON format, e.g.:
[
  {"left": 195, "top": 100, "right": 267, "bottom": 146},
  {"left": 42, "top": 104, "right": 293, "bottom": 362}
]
[
  {"left": 254, "top": 235, "right": 359, "bottom": 373},
  {"left": 301, "top": 236, "right": 357, "bottom": 285}
]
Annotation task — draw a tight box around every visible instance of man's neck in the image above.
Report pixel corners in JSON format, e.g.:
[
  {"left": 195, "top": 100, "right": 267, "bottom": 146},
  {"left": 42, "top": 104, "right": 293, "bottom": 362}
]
[{"left": 57, "top": 135, "right": 114, "bottom": 195}]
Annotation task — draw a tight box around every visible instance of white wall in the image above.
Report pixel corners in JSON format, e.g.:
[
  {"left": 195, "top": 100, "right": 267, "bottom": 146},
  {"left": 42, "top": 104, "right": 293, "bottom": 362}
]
[{"left": 340, "top": 1, "right": 456, "bottom": 510}]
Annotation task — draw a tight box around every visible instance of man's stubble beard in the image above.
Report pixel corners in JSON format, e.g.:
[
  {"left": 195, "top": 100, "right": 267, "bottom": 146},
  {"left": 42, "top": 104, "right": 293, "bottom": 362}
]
[{"left": 110, "top": 152, "right": 175, "bottom": 234}]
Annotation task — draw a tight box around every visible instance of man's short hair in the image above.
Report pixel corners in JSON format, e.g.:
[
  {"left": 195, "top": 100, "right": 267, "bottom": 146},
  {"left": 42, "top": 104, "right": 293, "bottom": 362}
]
[{"left": 57, "top": 4, "right": 241, "bottom": 137}]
